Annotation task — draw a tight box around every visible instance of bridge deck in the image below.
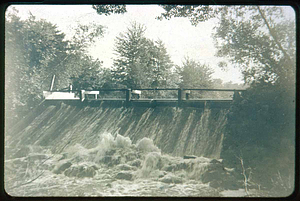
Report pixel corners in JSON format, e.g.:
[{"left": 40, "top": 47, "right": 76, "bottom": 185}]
[
  {"left": 45, "top": 98, "right": 233, "bottom": 108},
  {"left": 43, "top": 88, "right": 243, "bottom": 108},
  {"left": 83, "top": 98, "right": 233, "bottom": 101}
]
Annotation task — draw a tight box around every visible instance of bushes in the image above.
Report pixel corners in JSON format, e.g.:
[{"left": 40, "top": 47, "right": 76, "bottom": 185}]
[{"left": 221, "top": 81, "right": 295, "bottom": 193}]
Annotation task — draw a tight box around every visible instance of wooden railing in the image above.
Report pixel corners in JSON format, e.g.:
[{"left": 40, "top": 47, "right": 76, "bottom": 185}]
[
  {"left": 44, "top": 88, "right": 247, "bottom": 107},
  {"left": 77, "top": 88, "right": 246, "bottom": 102}
]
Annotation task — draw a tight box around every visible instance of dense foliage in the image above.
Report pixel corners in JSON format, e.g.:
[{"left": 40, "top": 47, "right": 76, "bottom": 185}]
[
  {"left": 112, "top": 22, "right": 174, "bottom": 89},
  {"left": 176, "top": 57, "right": 213, "bottom": 89},
  {"left": 213, "top": 6, "right": 295, "bottom": 87},
  {"left": 156, "top": 5, "right": 296, "bottom": 194},
  {"left": 92, "top": 4, "right": 127, "bottom": 16},
  {"left": 5, "top": 8, "right": 105, "bottom": 125},
  {"left": 5, "top": 11, "right": 69, "bottom": 120},
  {"left": 157, "top": 5, "right": 215, "bottom": 26},
  {"left": 214, "top": 6, "right": 295, "bottom": 194},
  {"left": 175, "top": 58, "right": 214, "bottom": 98}
]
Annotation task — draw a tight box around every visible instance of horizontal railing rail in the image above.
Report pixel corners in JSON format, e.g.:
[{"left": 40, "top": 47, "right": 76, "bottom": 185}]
[
  {"left": 45, "top": 87, "right": 247, "bottom": 107},
  {"left": 51, "top": 88, "right": 246, "bottom": 92},
  {"left": 181, "top": 88, "right": 246, "bottom": 92}
]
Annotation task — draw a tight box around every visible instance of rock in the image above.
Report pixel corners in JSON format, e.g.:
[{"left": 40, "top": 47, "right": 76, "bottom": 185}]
[
  {"left": 116, "top": 164, "right": 136, "bottom": 171},
  {"left": 91, "top": 165, "right": 99, "bottom": 170},
  {"left": 224, "top": 167, "right": 235, "bottom": 172},
  {"left": 101, "top": 155, "right": 122, "bottom": 167},
  {"left": 205, "top": 163, "right": 224, "bottom": 172},
  {"left": 111, "top": 156, "right": 122, "bottom": 166},
  {"left": 64, "top": 164, "right": 96, "bottom": 178},
  {"left": 210, "top": 159, "right": 222, "bottom": 164},
  {"left": 115, "top": 171, "right": 133, "bottom": 180},
  {"left": 101, "top": 174, "right": 112, "bottom": 179},
  {"left": 158, "top": 171, "right": 167, "bottom": 178},
  {"left": 175, "top": 162, "right": 188, "bottom": 171},
  {"left": 201, "top": 170, "right": 224, "bottom": 183},
  {"left": 162, "top": 164, "right": 176, "bottom": 172},
  {"left": 159, "top": 175, "right": 183, "bottom": 184},
  {"left": 128, "top": 159, "right": 142, "bottom": 168},
  {"left": 125, "top": 152, "right": 138, "bottom": 162},
  {"left": 101, "top": 156, "right": 112, "bottom": 164},
  {"left": 201, "top": 165, "right": 241, "bottom": 190},
  {"left": 183, "top": 155, "right": 197, "bottom": 159},
  {"left": 53, "top": 160, "right": 72, "bottom": 174},
  {"left": 106, "top": 149, "right": 116, "bottom": 156}
]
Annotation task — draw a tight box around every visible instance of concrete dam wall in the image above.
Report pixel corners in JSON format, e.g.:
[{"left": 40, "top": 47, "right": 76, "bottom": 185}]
[{"left": 7, "top": 101, "right": 229, "bottom": 159}]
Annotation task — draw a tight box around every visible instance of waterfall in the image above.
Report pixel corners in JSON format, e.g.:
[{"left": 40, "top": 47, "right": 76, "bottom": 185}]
[{"left": 7, "top": 102, "right": 228, "bottom": 158}]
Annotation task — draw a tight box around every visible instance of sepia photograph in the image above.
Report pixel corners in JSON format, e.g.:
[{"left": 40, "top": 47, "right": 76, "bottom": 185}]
[{"left": 4, "top": 4, "right": 296, "bottom": 197}]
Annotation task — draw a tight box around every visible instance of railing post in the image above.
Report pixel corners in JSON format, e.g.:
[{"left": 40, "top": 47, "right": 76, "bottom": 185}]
[
  {"left": 125, "top": 89, "right": 131, "bottom": 104},
  {"left": 80, "top": 90, "right": 85, "bottom": 102},
  {"left": 49, "top": 75, "right": 55, "bottom": 91},
  {"left": 178, "top": 88, "right": 182, "bottom": 107}
]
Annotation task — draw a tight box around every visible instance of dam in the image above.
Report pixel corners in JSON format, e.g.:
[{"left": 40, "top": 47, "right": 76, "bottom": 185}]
[
  {"left": 8, "top": 87, "right": 246, "bottom": 158},
  {"left": 7, "top": 100, "right": 228, "bottom": 158},
  {"left": 5, "top": 87, "right": 249, "bottom": 196}
]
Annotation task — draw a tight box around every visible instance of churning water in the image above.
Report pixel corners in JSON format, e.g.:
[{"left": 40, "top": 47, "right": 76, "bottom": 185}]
[{"left": 5, "top": 102, "right": 249, "bottom": 197}]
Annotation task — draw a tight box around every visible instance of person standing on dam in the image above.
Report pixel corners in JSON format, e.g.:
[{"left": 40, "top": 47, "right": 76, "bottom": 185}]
[
  {"left": 69, "top": 84, "right": 73, "bottom": 93},
  {"left": 185, "top": 90, "right": 191, "bottom": 100},
  {"left": 233, "top": 91, "right": 242, "bottom": 102}
]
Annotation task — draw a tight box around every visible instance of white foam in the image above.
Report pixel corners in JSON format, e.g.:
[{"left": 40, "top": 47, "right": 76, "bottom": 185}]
[
  {"left": 139, "top": 152, "right": 162, "bottom": 177},
  {"left": 136, "top": 138, "right": 160, "bottom": 153},
  {"left": 115, "top": 134, "right": 132, "bottom": 148}
]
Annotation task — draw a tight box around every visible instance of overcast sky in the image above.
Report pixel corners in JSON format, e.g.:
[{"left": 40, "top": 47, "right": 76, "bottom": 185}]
[{"left": 7, "top": 4, "right": 295, "bottom": 84}]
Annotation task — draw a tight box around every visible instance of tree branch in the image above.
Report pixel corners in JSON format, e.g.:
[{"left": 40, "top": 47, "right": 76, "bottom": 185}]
[{"left": 256, "top": 6, "right": 292, "bottom": 64}]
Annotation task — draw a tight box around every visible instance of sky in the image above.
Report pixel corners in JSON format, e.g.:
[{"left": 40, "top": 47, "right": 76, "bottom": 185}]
[{"left": 6, "top": 4, "right": 295, "bottom": 84}]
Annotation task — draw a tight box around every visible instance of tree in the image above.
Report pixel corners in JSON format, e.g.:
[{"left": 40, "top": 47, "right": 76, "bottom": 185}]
[
  {"left": 112, "top": 22, "right": 173, "bottom": 89},
  {"left": 63, "top": 22, "right": 105, "bottom": 89},
  {"left": 176, "top": 57, "right": 213, "bottom": 88},
  {"left": 156, "top": 5, "right": 215, "bottom": 26},
  {"left": 69, "top": 55, "right": 115, "bottom": 91},
  {"left": 175, "top": 57, "right": 214, "bottom": 98},
  {"left": 92, "top": 4, "right": 127, "bottom": 16},
  {"left": 5, "top": 10, "right": 70, "bottom": 122},
  {"left": 211, "top": 79, "right": 247, "bottom": 99},
  {"left": 157, "top": 5, "right": 295, "bottom": 86},
  {"left": 5, "top": 9, "right": 106, "bottom": 125},
  {"left": 69, "top": 23, "right": 105, "bottom": 52},
  {"left": 213, "top": 6, "right": 295, "bottom": 88},
  {"left": 149, "top": 39, "right": 174, "bottom": 88}
]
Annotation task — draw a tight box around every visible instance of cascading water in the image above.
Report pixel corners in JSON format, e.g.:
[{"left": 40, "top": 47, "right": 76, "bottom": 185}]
[
  {"left": 7, "top": 102, "right": 228, "bottom": 158},
  {"left": 5, "top": 102, "right": 246, "bottom": 197}
]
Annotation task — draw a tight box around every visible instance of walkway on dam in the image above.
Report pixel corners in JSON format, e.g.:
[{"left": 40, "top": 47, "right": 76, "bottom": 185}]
[{"left": 43, "top": 88, "right": 246, "bottom": 108}]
